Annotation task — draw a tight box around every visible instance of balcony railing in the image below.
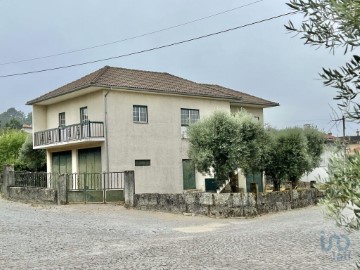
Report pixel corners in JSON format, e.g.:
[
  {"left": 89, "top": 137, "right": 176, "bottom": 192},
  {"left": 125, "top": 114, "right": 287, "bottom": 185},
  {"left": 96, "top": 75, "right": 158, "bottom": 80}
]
[{"left": 34, "top": 121, "right": 104, "bottom": 147}]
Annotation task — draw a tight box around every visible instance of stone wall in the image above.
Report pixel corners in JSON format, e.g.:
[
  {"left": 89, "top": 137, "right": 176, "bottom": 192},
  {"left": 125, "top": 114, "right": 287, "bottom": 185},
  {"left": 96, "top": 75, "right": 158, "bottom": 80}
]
[
  {"left": 134, "top": 189, "right": 323, "bottom": 218},
  {"left": 7, "top": 187, "right": 56, "bottom": 204}
]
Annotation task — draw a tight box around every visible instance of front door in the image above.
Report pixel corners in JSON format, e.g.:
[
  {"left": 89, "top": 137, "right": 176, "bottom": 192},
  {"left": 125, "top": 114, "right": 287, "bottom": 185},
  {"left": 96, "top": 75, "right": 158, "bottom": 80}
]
[{"left": 182, "top": 159, "right": 196, "bottom": 190}]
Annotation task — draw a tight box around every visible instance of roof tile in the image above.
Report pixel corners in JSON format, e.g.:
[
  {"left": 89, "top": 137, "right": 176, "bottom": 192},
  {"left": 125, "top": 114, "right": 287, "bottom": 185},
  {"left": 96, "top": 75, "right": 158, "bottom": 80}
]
[{"left": 27, "top": 66, "right": 278, "bottom": 107}]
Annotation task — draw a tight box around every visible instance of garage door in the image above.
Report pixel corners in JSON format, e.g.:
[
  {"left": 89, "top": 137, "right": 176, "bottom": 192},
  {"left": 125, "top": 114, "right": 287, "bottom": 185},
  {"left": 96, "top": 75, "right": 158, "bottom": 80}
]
[{"left": 52, "top": 151, "right": 72, "bottom": 174}]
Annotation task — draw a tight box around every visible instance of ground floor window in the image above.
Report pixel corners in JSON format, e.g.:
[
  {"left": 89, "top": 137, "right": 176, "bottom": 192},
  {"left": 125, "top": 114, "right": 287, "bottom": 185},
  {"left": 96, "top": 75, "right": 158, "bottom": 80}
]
[{"left": 135, "top": 159, "right": 151, "bottom": 166}]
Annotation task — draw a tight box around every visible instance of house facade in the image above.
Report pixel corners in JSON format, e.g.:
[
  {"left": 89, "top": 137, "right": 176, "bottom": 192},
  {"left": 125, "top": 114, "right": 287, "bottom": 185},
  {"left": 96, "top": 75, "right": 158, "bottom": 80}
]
[{"left": 28, "top": 66, "right": 278, "bottom": 194}]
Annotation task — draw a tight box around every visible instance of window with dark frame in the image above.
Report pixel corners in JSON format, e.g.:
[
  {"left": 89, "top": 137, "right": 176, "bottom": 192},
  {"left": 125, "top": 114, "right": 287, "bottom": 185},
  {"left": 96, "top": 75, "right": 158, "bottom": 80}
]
[
  {"left": 80, "top": 107, "right": 88, "bottom": 124},
  {"left": 59, "top": 112, "right": 65, "bottom": 127},
  {"left": 135, "top": 160, "right": 151, "bottom": 166},
  {"left": 133, "top": 105, "right": 148, "bottom": 123},
  {"left": 181, "top": 108, "right": 199, "bottom": 126}
]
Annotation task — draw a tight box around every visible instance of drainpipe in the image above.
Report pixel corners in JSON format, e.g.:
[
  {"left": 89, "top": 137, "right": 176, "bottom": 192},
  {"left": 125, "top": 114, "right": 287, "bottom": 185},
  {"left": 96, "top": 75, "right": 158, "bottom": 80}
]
[{"left": 104, "top": 90, "right": 110, "bottom": 175}]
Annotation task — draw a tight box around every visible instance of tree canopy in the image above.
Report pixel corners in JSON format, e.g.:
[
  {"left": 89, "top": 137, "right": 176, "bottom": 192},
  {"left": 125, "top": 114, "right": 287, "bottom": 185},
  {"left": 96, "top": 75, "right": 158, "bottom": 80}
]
[
  {"left": 265, "top": 127, "right": 325, "bottom": 190},
  {"left": 286, "top": 0, "right": 360, "bottom": 119},
  {"left": 0, "top": 107, "right": 32, "bottom": 130},
  {"left": 188, "top": 111, "right": 268, "bottom": 182},
  {"left": 0, "top": 130, "right": 27, "bottom": 167},
  {"left": 286, "top": 0, "right": 360, "bottom": 232},
  {"left": 18, "top": 134, "right": 46, "bottom": 171},
  {"left": 322, "top": 152, "right": 360, "bottom": 232}
]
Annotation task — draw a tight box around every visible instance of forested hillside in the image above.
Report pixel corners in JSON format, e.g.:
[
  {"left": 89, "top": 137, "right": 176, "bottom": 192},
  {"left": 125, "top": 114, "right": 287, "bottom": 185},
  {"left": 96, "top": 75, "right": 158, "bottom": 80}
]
[{"left": 0, "top": 108, "right": 32, "bottom": 129}]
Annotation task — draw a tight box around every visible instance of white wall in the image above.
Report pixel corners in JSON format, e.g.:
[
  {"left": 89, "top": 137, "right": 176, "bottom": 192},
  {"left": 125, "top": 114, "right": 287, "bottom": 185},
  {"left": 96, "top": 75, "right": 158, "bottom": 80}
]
[
  {"left": 300, "top": 147, "right": 336, "bottom": 183},
  {"left": 45, "top": 91, "right": 104, "bottom": 128},
  {"left": 32, "top": 105, "right": 47, "bottom": 132},
  {"left": 230, "top": 106, "right": 264, "bottom": 124},
  {"left": 106, "top": 90, "right": 230, "bottom": 193}
]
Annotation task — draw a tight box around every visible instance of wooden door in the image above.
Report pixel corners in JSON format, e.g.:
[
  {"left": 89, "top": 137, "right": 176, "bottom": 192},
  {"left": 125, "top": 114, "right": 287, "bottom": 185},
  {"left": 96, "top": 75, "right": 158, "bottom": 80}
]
[
  {"left": 52, "top": 151, "right": 72, "bottom": 174},
  {"left": 182, "top": 159, "right": 196, "bottom": 190},
  {"left": 78, "top": 147, "right": 101, "bottom": 189}
]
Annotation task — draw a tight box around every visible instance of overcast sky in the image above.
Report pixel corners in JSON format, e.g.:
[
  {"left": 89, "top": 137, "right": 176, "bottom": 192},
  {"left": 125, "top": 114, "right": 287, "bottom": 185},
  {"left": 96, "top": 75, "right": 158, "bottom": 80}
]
[{"left": 0, "top": 0, "right": 355, "bottom": 136}]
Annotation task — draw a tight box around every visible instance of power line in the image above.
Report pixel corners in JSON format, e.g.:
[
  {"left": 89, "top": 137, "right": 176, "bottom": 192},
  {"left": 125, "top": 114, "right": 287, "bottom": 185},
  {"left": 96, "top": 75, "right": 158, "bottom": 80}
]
[
  {"left": 0, "top": 11, "right": 297, "bottom": 78},
  {"left": 0, "top": 0, "right": 264, "bottom": 66}
]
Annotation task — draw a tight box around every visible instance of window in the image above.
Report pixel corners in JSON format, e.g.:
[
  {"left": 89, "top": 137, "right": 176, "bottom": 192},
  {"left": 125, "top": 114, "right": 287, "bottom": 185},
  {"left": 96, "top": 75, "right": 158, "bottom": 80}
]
[
  {"left": 135, "top": 160, "right": 151, "bottom": 166},
  {"left": 181, "top": 108, "right": 199, "bottom": 126},
  {"left": 133, "top": 105, "right": 148, "bottom": 123},
  {"left": 80, "top": 107, "right": 88, "bottom": 124},
  {"left": 59, "top": 112, "right": 65, "bottom": 127}
]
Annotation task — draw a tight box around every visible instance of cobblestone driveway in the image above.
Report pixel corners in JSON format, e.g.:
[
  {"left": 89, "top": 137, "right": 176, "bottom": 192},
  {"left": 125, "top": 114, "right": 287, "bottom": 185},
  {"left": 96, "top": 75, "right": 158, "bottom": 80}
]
[{"left": 0, "top": 197, "right": 359, "bottom": 270}]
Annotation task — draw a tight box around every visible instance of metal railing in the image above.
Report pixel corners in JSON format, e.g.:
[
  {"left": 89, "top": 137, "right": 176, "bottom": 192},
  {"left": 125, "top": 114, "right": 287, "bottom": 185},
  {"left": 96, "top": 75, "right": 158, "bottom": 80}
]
[
  {"left": 14, "top": 172, "right": 55, "bottom": 188},
  {"left": 66, "top": 172, "right": 124, "bottom": 191},
  {"left": 34, "top": 121, "right": 104, "bottom": 147},
  {"left": 11, "top": 172, "right": 124, "bottom": 190}
]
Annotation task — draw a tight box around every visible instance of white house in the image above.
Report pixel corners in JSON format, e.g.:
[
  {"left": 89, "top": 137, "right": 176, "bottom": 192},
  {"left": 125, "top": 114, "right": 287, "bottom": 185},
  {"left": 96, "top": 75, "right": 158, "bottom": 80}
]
[{"left": 28, "top": 66, "right": 278, "bottom": 194}]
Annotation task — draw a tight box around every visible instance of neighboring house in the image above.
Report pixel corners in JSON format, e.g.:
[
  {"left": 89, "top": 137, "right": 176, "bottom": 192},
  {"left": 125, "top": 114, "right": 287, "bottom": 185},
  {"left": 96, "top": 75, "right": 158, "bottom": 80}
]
[
  {"left": 301, "top": 131, "right": 360, "bottom": 183},
  {"left": 300, "top": 146, "right": 334, "bottom": 183},
  {"left": 21, "top": 124, "right": 32, "bottom": 134},
  {"left": 339, "top": 132, "right": 360, "bottom": 155},
  {"left": 27, "top": 66, "right": 278, "bottom": 194}
]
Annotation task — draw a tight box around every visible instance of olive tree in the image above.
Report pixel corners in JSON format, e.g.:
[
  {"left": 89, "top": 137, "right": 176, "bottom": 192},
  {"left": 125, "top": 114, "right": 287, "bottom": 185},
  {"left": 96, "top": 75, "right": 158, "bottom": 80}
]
[
  {"left": 286, "top": 0, "right": 360, "bottom": 119},
  {"left": 322, "top": 152, "right": 360, "bottom": 232},
  {"left": 265, "top": 127, "right": 325, "bottom": 190},
  {"left": 188, "top": 111, "right": 268, "bottom": 184},
  {"left": 286, "top": 0, "right": 360, "bottom": 234}
]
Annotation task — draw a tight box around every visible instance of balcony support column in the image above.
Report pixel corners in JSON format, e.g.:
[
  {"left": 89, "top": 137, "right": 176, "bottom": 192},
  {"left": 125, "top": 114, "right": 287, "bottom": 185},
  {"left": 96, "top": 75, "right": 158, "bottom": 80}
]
[{"left": 71, "top": 149, "right": 78, "bottom": 174}]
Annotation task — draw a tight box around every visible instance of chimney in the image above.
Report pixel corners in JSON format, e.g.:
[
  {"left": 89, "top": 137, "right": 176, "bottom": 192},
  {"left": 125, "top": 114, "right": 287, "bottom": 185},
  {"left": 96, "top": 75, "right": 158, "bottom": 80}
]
[{"left": 357, "top": 130, "right": 359, "bottom": 137}]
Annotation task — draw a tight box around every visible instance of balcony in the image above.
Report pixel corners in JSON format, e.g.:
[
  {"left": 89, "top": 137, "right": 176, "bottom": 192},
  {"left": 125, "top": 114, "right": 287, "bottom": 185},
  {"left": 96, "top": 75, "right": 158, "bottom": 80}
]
[{"left": 34, "top": 121, "right": 104, "bottom": 148}]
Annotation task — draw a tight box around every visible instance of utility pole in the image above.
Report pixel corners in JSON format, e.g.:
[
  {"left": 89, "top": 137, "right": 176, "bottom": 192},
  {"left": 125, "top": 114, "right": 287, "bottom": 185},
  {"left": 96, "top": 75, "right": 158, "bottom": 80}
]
[{"left": 332, "top": 116, "right": 347, "bottom": 157}]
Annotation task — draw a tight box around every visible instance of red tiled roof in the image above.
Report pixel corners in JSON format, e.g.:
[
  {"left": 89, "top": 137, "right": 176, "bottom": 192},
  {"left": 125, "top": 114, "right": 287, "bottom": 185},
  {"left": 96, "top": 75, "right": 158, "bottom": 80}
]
[{"left": 27, "top": 66, "right": 279, "bottom": 107}]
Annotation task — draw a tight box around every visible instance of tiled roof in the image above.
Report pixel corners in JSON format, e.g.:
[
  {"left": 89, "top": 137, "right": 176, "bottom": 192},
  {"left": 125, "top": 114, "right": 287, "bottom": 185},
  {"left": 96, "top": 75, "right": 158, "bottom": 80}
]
[
  {"left": 201, "top": 84, "right": 278, "bottom": 107},
  {"left": 26, "top": 66, "right": 278, "bottom": 107}
]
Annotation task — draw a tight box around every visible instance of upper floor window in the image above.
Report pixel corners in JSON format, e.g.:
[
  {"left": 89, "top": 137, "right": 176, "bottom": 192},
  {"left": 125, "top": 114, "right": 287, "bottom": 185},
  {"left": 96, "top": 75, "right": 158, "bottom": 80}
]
[
  {"left": 133, "top": 105, "right": 148, "bottom": 123},
  {"left": 59, "top": 112, "right": 65, "bottom": 127},
  {"left": 181, "top": 108, "right": 199, "bottom": 126},
  {"left": 80, "top": 107, "right": 88, "bottom": 124}
]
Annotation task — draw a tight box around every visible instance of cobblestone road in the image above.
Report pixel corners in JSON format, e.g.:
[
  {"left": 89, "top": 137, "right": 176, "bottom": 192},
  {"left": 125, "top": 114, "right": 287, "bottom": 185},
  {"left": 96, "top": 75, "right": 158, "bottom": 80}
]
[{"left": 0, "top": 197, "right": 359, "bottom": 270}]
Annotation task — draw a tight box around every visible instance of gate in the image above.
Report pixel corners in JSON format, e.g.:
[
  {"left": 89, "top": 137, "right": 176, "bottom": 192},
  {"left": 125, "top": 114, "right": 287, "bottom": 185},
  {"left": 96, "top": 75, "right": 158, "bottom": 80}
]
[{"left": 66, "top": 172, "right": 124, "bottom": 203}]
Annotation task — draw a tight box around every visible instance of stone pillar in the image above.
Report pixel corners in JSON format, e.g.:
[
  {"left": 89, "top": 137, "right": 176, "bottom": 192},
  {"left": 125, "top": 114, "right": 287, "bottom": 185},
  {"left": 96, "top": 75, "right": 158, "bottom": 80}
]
[
  {"left": 237, "top": 169, "right": 247, "bottom": 192},
  {"left": 57, "top": 174, "right": 67, "bottom": 205},
  {"left": 2, "top": 165, "right": 14, "bottom": 198},
  {"left": 124, "top": 171, "right": 135, "bottom": 207}
]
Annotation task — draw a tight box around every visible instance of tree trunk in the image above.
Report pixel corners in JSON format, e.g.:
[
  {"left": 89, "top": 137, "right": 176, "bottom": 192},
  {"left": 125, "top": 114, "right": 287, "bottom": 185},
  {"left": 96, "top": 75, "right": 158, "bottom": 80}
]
[
  {"left": 273, "top": 179, "right": 280, "bottom": 191},
  {"left": 229, "top": 171, "right": 238, "bottom": 192},
  {"left": 290, "top": 176, "right": 297, "bottom": 189}
]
